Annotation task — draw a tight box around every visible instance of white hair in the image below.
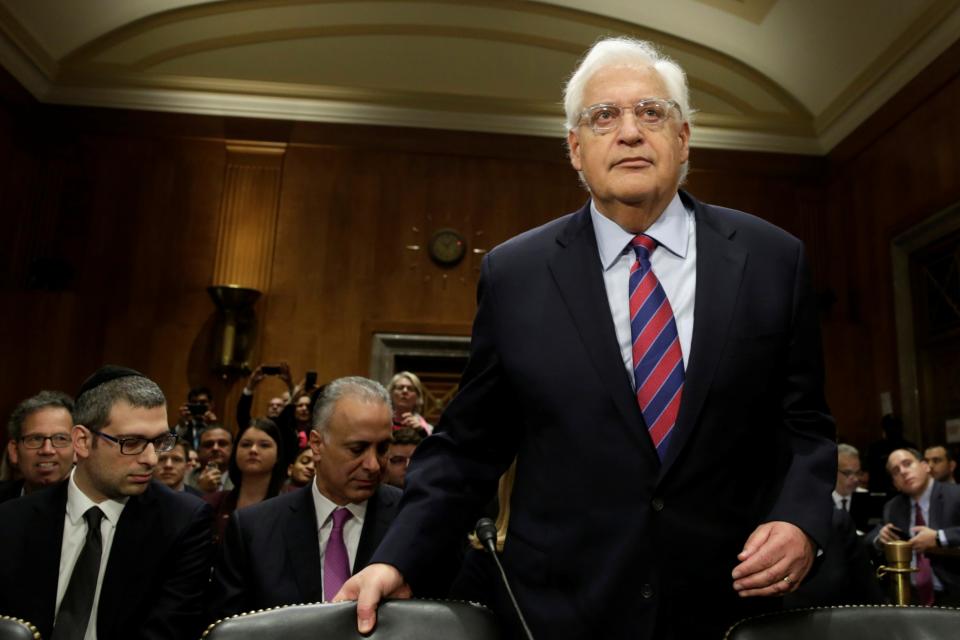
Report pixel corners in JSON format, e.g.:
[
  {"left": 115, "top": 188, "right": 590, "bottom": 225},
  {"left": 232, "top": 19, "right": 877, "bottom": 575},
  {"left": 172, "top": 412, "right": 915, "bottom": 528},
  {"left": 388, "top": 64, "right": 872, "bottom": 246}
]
[{"left": 563, "top": 37, "right": 694, "bottom": 185}]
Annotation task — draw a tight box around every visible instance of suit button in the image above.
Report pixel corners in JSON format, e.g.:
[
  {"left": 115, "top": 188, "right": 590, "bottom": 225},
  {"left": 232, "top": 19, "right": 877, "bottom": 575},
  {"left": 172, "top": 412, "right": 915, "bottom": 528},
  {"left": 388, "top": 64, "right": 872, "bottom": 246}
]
[
  {"left": 641, "top": 584, "right": 654, "bottom": 599},
  {"left": 651, "top": 497, "right": 664, "bottom": 512}
]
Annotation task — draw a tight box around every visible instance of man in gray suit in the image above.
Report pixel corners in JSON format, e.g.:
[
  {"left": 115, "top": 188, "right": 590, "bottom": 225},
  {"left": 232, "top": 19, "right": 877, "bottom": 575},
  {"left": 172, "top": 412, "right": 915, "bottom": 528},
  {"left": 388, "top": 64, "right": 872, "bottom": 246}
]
[
  {"left": 872, "top": 448, "right": 960, "bottom": 605},
  {"left": 207, "top": 377, "right": 402, "bottom": 620}
]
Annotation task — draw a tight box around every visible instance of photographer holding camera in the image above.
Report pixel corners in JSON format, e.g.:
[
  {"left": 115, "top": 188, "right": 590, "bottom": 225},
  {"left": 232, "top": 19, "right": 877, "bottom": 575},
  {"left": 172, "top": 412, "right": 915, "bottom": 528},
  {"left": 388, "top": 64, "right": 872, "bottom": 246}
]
[{"left": 175, "top": 386, "right": 218, "bottom": 450}]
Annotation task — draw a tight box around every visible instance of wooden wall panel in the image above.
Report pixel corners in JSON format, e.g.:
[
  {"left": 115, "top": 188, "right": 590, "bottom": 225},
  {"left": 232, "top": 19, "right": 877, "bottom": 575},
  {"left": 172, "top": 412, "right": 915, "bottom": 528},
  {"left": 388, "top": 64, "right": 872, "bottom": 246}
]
[
  {"left": 0, "top": 79, "right": 837, "bottom": 436},
  {"left": 823, "top": 40, "right": 960, "bottom": 448}
]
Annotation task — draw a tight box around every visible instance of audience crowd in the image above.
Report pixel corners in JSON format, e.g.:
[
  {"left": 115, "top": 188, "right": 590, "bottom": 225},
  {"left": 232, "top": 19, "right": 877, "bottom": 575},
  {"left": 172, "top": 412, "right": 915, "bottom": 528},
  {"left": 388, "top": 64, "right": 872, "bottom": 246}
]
[{"left": 1, "top": 363, "right": 959, "bottom": 638}]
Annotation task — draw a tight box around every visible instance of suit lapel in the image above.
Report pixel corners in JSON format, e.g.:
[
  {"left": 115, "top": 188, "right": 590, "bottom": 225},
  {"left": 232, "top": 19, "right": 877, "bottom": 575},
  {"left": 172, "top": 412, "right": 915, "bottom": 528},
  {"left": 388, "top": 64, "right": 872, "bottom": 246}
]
[
  {"left": 659, "top": 193, "right": 746, "bottom": 477},
  {"left": 98, "top": 488, "right": 156, "bottom": 635},
  {"left": 354, "top": 487, "right": 395, "bottom": 572},
  {"left": 930, "top": 481, "right": 945, "bottom": 528},
  {"left": 286, "top": 486, "right": 324, "bottom": 602},
  {"left": 28, "top": 482, "right": 68, "bottom": 632},
  {"left": 547, "top": 203, "right": 656, "bottom": 459}
]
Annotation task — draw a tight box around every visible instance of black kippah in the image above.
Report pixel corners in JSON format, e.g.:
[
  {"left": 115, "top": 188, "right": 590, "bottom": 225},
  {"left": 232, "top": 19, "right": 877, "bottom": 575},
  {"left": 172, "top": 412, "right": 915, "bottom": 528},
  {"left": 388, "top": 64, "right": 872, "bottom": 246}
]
[{"left": 77, "top": 365, "right": 145, "bottom": 399}]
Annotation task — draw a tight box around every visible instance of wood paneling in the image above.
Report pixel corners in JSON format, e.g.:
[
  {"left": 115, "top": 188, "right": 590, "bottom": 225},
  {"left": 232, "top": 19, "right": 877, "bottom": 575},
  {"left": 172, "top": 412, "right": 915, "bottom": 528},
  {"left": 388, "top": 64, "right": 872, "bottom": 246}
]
[
  {"left": 0, "top": 65, "right": 849, "bottom": 441},
  {"left": 822, "top": 46, "right": 960, "bottom": 448}
]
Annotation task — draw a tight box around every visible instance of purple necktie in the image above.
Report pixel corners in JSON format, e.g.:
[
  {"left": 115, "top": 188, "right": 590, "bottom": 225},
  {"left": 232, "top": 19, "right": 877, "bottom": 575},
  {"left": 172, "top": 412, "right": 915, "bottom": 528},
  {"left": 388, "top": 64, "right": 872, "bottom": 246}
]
[
  {"left": 914, "top": 502, "right": 935, "bottom": 605},
  {"left": 323, "top": 507, "right": 353, "bottom": 600},
  {"left": 630, "top": 234, "right": 684, "bottom": 459}
]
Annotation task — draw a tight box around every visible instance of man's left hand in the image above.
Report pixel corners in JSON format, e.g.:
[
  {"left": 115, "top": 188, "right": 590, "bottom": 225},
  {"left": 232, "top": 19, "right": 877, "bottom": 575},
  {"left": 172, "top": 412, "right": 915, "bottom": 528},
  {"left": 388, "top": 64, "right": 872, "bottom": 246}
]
[
  {"left": 910, "top": 526, "right": 939, "bottom": 552},
  {"left": 732, "top": 521, "right": 814, "bottom": 597}
]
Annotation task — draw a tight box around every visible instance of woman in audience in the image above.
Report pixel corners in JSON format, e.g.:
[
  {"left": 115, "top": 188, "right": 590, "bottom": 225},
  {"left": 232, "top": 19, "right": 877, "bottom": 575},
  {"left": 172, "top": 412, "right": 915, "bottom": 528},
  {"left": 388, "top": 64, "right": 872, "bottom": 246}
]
[
  {"left": 387, "top": 371, "right": 433, "bottom": 435},
  {"left": 282, "top": 446, "right": 315, "bottom": 493},
  {"left": 205, "top": 417, "right": 286, "bottom": 543}
]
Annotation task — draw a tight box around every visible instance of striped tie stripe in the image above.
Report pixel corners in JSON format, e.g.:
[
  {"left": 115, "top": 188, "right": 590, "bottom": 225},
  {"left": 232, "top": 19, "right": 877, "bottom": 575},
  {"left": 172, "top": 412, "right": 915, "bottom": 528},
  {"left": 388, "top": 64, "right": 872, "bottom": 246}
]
[{"left": 629, "top": 234, "right": 684, "bottom": 459}]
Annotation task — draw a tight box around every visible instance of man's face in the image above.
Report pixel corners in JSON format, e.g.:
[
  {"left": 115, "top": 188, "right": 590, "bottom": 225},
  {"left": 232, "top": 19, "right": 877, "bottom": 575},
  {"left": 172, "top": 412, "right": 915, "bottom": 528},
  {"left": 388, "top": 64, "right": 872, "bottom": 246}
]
[
  {"left": 198, "top": 428, "right": 232, "bottom": 466},
  {"left": 154, "top": 443, "right": 188, "bottom": 489},
  {"left": 74, "top": 401, "right": 169, "bottom": 502},
  {"left": 924, "top": 446, "right": 955, "bottom": 483},
  {"left": 191, "top": 393, "right": 211, "bottom": 410},
  {"left": 294, "top": 396, "right": 312, "bottom": 423},
  {"left": 384, "top": 443, "right": 416, "bottom": 488},
  {"left": 888, "top": 449, "right": 931, "bottom": 498},
  {"left": 835, "top": 453, "right": 861, "bottom": 497},
  {"left": 7, "top": 407, "right": 74, "bottom": 491},
  {"left": 310, "top": 396, "right": 392, "bottom": 505},
  {"left": 567, "top": 65, "right": 689, "bottom": 222},
  {"left": 266, "top": 397, "right": 284, "bottom": 418}
]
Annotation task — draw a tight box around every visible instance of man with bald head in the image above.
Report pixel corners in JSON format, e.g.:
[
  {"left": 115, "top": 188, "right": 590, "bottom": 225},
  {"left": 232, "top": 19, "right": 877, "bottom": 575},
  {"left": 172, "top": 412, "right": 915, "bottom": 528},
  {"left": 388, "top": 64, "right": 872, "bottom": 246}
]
[{"left": 340, "top": 37, "right": 835, "bottom": 639}]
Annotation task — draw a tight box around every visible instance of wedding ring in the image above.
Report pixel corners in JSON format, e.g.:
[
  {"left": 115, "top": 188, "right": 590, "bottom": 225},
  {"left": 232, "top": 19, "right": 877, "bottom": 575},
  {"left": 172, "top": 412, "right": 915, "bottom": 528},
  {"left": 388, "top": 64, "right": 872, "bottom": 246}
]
[{"left": 782, "top": 576, "right": 792, "bottom": 584}]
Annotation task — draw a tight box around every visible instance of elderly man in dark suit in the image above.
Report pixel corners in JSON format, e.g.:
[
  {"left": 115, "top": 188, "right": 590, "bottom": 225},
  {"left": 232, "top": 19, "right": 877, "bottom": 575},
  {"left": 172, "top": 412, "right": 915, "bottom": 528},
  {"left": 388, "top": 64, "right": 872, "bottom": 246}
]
[
  {"left": 871, "top": 448, "right": 960, "bottom": 605},
  {"left": 339, "top": 37, "right": 836, "bottom": 640},
  {"left": 0, "top": 366, "right": 212, "bottom": 640},
  {"left": 207, "top": 377, "right": 402, "bottom": 621}
]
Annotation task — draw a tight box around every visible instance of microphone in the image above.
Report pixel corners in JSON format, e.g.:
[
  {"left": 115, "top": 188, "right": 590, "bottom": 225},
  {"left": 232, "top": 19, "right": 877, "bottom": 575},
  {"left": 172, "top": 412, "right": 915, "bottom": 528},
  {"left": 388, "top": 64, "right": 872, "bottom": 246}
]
[{"left": 474, "top": 518, "right": 535, "bottom": 640}]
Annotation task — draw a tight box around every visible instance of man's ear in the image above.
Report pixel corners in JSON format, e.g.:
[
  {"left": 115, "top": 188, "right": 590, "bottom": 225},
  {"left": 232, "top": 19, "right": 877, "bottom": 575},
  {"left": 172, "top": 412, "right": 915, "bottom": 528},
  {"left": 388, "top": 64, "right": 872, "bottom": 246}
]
[
  {"left": 73, "top": 425, "right": 92, "bottom": 460},
  {"left": 308, "top": 429, "right": 323, "bottom": 462},
  {"left": 567, "top": 129, "right": 582, "bottom": 171},
  {"left": 6, "top": 439, "right": 18, "bottom": 467},
  {"left": 678, "top": 120, "right": 691, "bottom": 164}
]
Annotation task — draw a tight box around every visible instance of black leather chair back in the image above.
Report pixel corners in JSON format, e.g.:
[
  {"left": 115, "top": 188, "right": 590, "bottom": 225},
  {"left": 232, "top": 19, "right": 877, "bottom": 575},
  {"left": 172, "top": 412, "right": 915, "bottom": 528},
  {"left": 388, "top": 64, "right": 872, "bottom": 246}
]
[
  {"left": 0, "top": 616, "right": 39, "bottom": 640},
  {"left": 725, "top": 605, "right": 960, "bottom": 640},
  {"left": 202, "top": 600, "right": 501, "bottom": 640}
]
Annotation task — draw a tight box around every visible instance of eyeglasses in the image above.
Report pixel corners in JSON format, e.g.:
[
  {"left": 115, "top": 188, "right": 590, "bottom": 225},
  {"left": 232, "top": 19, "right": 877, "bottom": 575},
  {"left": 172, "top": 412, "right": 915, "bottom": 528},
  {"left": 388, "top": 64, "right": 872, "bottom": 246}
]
[
  {"left": 20, "top": 433, "right": 72, "bottom": 449},
  {"left": 838, "top": 470, "right": 859, "bottom": 478},
  {"left": 577, "top": 98, "right": 680, "bottom": 134},
  {"left": 93, "top": 431, "right": 178, "bottom": 455},
  {"left": 388, "top": 456, "right": 411, "bottom": 466}
]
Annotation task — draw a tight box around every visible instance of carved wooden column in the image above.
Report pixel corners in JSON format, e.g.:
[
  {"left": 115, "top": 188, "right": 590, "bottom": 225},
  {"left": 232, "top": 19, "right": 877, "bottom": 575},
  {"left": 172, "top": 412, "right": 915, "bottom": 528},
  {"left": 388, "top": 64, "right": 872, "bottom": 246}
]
[{"left": 208, "top": 142, "right": 286, "bottom": 379}]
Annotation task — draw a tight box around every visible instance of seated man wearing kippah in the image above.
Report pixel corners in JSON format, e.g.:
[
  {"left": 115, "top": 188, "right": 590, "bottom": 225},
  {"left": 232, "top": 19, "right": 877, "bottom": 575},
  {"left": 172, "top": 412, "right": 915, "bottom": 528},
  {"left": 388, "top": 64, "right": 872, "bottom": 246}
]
[{"left": 0, "top": 365, "right": 213, "bottom": 639}]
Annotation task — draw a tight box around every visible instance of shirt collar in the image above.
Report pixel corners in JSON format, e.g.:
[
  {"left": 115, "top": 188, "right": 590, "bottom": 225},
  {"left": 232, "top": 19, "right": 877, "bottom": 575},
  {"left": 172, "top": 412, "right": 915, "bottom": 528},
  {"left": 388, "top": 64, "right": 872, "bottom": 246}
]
[
  {"left": 66, "top": 467, "right": 128, "bottom": 527},
  {"left": 590, "top": 193, "right": 690, "bottom": 271},
  {"left": 311, "top": 480, "right": 367, "bottom": 530},
  {"left": 913, "top": 478, "right": 934, "bottom": 511}
]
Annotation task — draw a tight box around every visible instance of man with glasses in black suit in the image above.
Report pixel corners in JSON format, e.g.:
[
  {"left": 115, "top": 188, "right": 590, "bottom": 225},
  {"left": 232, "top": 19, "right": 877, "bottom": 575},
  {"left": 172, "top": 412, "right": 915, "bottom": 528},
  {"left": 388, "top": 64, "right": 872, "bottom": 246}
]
[
  {"left": 0, "top": 366, "right": 212, "bottom": 640},
  {"left": 1, "top": 391, "right": 75, "bottom": 502}
]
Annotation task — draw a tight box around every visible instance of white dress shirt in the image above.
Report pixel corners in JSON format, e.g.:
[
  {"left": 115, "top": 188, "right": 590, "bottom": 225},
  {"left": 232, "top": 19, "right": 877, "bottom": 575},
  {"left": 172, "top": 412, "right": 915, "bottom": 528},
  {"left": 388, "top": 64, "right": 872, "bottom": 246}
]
[
  {"left": 832, "top": 490, "right": 852, "bottom": 511},
  {"left": 591, "top": 194, "right": 697, "bottom": 387},
  {"left": 312, "top": 481, "right": 368, "bottom": 599},
  {"left": 56, "top": 470, "right": 128, "bottom": 640}
]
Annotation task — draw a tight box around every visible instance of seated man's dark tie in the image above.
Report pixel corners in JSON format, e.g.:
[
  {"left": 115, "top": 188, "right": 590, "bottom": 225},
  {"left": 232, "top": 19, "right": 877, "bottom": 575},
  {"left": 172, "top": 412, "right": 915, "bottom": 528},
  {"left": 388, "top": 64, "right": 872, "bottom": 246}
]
[{"left": 53, "top": 506, "right": 105, "bottom": 640}]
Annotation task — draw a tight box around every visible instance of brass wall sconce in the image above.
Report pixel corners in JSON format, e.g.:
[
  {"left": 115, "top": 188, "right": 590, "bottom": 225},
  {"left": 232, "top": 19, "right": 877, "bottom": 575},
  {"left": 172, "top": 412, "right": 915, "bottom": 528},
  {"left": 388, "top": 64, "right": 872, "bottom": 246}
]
[{"left": 207, "top": 285, "right": 261, "bottom": 377}]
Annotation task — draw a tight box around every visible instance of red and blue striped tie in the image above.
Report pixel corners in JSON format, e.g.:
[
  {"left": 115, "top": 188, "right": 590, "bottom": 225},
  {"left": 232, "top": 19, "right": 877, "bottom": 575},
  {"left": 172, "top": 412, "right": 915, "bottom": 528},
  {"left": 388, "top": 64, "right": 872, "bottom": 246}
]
[{"left": 630, "top": 234, "right": 684, "bottom": 459}]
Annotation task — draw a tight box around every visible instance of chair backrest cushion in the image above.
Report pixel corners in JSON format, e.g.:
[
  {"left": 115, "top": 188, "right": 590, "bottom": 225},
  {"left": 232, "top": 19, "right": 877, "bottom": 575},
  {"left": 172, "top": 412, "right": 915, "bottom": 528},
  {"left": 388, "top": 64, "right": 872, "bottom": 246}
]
[
  {"left": 0, "top": 616, "right": 39, "bottom": 640},
  {"left": 725, "top": 605, "right": 960, "bottom": 640},
  {"left": 203, "top": 599, "right": 501, "bottom": 640}
]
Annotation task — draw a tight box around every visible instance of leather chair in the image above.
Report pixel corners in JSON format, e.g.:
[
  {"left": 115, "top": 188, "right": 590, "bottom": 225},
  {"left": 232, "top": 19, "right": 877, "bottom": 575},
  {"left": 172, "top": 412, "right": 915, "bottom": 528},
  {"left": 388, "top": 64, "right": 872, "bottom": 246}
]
[
  {"left": 0, "top": 615, "right": 40, "bottom": 640},
  {"left": 725, "top": 605, "right": 960, "bottom": 640},
  {"left": 201, "top": 599, "right": 501, "bottom": 640}
]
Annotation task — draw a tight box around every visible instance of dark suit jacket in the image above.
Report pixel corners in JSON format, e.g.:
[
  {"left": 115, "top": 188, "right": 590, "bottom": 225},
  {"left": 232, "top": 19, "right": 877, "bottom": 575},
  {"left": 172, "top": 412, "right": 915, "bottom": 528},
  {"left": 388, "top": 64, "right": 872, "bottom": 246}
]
[
  {"left": 374, "top": 192, "right": 836, "bottom": 639},
  {"left": 869, "top": 480, "right": 960, "bottom": 593},
  {"left": 0, "top": 479, "right": 24, "bottom": 504},
  {"left": 207, "top": 483, "right": 402, "bottom": 621},
  {"left": 0, "top": 479, "right": 212, "bottom": 639}
]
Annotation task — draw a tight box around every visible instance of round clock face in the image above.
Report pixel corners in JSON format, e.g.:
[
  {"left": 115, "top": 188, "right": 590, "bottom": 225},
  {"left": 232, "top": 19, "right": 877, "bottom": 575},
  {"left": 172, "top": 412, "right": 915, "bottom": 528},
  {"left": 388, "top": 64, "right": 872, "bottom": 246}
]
[{"left": 429, "top": 228, "right": 467, "bottom": 266}]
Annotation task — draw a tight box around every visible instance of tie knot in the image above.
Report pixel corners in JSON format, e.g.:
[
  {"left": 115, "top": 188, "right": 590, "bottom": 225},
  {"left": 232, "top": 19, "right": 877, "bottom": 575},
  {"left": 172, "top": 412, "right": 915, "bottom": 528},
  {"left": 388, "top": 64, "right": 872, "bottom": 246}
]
[
  {"left": 84, "top": 506, "right": 104, "bottom": 529},
  {"left": 631, "top": 234, "right": 657, "bottom": 261},
  {"left": 331, "top": 507, "right": 352, "bottom": 529}
]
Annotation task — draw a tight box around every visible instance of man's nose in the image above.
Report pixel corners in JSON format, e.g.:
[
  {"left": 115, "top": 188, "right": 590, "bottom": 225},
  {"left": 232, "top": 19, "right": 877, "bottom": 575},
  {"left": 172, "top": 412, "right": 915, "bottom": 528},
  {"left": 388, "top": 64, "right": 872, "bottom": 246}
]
[
  {"left": 140, "top": 442, "right": 159, "bottom": 466},
  {"left": 38, "top": 438, "right": 56, "bottom": 454},
  {"left": 617, "top": 110, "right": 645, "bottom": 142}
]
